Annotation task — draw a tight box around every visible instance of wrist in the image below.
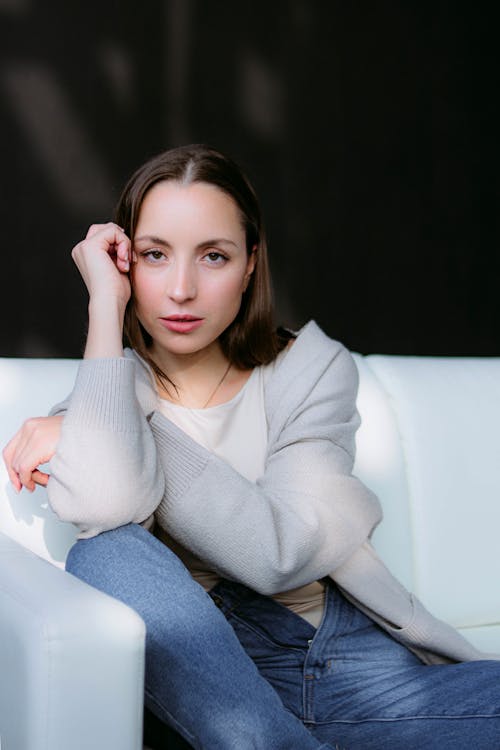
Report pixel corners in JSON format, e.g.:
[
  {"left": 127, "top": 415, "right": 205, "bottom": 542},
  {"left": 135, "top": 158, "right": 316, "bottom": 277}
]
[
  {"left": 88, "top": 294, "right": 128, "bottom": 319},
  {"left": 85, "top": 297, "right": 126, "bottom": 358}
]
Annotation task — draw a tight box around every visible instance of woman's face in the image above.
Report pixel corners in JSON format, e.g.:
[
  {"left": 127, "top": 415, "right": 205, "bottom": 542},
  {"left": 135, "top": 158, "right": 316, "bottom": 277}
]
[{"left": 131, "top": 180, "right": 255, "bottom": 362}]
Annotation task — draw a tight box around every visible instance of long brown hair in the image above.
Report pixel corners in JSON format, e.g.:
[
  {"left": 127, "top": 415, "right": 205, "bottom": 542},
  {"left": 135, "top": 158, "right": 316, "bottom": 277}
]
[{"left": 115, "top": 144, "right": 289, "bottom": 382}]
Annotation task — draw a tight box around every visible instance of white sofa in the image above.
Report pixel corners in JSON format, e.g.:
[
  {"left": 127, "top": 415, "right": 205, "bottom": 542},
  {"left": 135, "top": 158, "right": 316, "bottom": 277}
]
[{"left": 1, "top": 352, "right": 500, "bottom": 750}]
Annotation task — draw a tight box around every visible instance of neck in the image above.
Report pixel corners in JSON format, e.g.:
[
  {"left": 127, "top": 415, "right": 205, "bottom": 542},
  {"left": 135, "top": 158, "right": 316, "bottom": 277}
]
[{"left": 150, "top": 341, "right": 231, "bottom": 407}]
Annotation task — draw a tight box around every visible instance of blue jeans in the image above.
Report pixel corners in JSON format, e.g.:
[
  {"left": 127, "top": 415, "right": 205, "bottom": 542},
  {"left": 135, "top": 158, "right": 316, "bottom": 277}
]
[
  {"left": 66, "top": 524, "right": 333, "bottom": 750},
  {"left": 66, "top": 524, "right": 500, "bottom": 749},
  {"left": 211, "top": 578, "right": 500, "bottom": 748}
]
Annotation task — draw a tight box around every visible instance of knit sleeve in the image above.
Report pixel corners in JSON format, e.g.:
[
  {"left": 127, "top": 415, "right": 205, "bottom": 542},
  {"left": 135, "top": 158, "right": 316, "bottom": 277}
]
[
  {"left": 47, "top": 357, "right": 165, "bottom": 538},
  {"left": 151, "top": 343, "right": 383, "bottom": 594}
]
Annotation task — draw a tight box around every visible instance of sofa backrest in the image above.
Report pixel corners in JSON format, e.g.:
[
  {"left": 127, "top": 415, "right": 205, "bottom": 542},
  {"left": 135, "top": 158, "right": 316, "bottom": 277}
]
[
  {"left": 353, "top": 353, "right": 500, "bottom": 653},
  {"left": 1, "top": 354, "right": 499, "bottom": 652}
]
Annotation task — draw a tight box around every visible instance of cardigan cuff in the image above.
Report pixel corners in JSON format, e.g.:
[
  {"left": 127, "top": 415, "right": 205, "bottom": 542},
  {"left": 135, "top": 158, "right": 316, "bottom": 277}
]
[{"left": 65, "top": 358, "right": 141, "bottom": 431}]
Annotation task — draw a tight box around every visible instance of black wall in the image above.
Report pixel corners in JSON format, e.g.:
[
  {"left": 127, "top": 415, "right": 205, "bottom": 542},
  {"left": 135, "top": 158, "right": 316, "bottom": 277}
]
[{"left": 1, "top": 1, "right": 498, "bottom": 357}]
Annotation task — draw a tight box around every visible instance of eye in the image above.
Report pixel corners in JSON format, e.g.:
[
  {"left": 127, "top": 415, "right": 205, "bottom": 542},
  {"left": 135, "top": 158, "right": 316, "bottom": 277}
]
[
  {"left": 203, "top": 250, "right": 228, "bottom": 266},
  {"left": 141, "top": 249, "right": 165, "bottom": 263}
]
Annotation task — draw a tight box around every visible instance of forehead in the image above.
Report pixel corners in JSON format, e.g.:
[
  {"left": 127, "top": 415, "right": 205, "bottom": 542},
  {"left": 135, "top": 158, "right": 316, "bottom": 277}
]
[{"left": 136, "top": 181, "right": 244, "bottom": 235}]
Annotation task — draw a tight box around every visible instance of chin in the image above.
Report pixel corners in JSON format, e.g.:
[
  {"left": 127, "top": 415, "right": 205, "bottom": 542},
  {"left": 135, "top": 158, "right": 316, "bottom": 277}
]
[{"left": 158, "top": 331, "right": 218, "bottom": 356}]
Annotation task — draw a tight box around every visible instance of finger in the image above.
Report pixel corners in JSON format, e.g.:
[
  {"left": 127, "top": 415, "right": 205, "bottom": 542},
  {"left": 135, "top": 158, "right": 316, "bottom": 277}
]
[
  {"left": 10, "top": 460, "right": 35, "bottom": 492},
  {"left": 8, "top": 467, "right": 22, "bottom": 493},
  {"left": 6, "top": 465, "right": 22, "bottom": 493},
  {"left": 86, "top": 221, "right": 125, "bottom": 239},
  {"left": 2, "top": 438, "right": 23, "bottom": 492},
  {"left": 86, "top": 223, "right": 106, "bottom": 239},
  {"left": 16, "top": 459, "right": 38, "bottom": 492},
  {"left": 106, "top": 226, "right": 131, "bottom": 272},
  {"left": 26, "top": 477, "right": 36, "bottom": 493},
  {"left": 12, "top": 435, "right": 39, "bottom": 491},
  {"left": 94, "top": 224, "right": 130, "bottom": 271},
  {"left": 32, "top": 469, "right": 49, "bottom": 487},
  {"left": 73, "top": 231, "right": 129, "bottom": 273}
]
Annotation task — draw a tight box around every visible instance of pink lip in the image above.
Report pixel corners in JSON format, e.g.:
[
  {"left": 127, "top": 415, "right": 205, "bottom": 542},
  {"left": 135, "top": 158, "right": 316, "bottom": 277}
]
[{"left": 160, "top": 315, "right": 204, "bottom": 333}]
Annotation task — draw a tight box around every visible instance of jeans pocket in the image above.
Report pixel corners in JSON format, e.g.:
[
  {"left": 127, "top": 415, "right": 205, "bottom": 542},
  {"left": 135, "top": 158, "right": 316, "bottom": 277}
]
[{"left": 228, "top": 611, "right": 310, "bottom": 653}]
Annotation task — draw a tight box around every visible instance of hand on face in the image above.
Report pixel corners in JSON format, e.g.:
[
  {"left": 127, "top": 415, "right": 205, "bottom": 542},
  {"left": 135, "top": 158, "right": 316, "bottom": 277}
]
[
  {"left": 2, "top": 415, "right": 63, "bottom": 493},
  {"left": 71, "top": 223, "right": 134, "bottom": 308}
]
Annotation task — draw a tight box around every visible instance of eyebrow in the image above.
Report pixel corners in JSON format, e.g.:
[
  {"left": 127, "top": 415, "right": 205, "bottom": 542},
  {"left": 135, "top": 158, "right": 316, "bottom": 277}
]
[{"left": 134, "top": 235, "right": 238, "bottom": 249}]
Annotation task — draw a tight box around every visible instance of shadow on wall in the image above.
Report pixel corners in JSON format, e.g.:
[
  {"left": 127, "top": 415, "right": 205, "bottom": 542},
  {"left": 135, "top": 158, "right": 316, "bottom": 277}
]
[{"left": 0, "top": 1, "right": 498, "bottom": 356}]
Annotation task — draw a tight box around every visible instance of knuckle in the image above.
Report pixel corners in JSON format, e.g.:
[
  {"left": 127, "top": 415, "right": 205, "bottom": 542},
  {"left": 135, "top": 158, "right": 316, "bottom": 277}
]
[
  {"left": 19, "top": 461, "right": 32, "bottom": 476},
  {"left": 23, "top": 417, "right": 40, "bottom": 435},
  {"left": 85, "top": 223, "right": 105, "bottom": 240},
  {"left": 30, "top": 417, "right": 44, "bottom": 434}
]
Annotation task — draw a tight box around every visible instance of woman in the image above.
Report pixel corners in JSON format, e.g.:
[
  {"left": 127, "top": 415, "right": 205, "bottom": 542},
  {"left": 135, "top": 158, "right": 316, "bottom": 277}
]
[{"left": 4, "top": 144, "right": 500, "bottom": 749}]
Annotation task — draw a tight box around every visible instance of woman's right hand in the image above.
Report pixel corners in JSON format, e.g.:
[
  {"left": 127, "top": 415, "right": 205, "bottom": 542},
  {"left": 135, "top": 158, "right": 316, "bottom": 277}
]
[
  {"left": 71, "top": 222, "right": 134, "bottom": 308},
  {"left": 2, "top": 415, "right": 63, "bottom": 493},
  {"left": 72, "top": 223, "right": 137, "bottom": 357}
]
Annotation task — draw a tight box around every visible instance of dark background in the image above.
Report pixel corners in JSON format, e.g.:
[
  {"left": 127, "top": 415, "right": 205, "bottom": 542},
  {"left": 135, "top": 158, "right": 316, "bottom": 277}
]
[{"left": 0, "top": 1, "right": 498, "bottom": 358}]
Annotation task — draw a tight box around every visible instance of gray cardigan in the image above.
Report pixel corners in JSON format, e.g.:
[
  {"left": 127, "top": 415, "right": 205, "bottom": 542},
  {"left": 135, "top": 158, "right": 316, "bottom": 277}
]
[{"left": 48, "top": 321, "right": 491, "bottom": 665}]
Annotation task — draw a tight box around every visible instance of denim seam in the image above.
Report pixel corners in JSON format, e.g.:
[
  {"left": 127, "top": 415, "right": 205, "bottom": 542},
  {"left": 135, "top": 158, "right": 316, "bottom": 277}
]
[
  {"left": 307, "top": 712, "right": 500, "bottom": 726},
  {"left": 228, "top": 612, "right": 308, "bottom": 653}
]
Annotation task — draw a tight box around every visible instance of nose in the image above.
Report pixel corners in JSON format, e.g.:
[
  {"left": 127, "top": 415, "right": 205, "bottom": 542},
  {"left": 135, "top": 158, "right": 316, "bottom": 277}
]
[{"left": 167, "top": 260, "right": 197, "bottom": 303}]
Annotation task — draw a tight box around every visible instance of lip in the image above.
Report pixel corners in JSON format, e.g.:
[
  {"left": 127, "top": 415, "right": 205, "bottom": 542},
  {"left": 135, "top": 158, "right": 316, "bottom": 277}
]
[{"left": 159, "top": 315, "right": 204, "bottom": 333}]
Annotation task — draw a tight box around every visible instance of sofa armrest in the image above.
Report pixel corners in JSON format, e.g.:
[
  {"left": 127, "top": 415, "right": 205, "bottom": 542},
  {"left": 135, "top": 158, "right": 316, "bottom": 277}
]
[{"left": 0, "top": 532, "right": 145, "bottom": 750}]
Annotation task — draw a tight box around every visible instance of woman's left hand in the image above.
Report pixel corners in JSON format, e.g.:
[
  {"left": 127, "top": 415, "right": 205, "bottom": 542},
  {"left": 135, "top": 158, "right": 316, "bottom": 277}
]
[{"left": 2, "top": 415, "right": 63, "bottom": 493}]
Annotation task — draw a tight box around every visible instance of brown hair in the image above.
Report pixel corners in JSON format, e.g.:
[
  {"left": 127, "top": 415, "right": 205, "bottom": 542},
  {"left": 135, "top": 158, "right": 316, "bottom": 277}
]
[{"left": 115, "top": 144, "right": 289, "bottom": 382}]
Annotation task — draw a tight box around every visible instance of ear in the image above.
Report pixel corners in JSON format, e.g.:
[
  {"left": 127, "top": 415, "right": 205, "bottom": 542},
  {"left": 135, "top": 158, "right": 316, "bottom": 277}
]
[{"left": 243, "top": 245, "right": 257, "bottom": 290}]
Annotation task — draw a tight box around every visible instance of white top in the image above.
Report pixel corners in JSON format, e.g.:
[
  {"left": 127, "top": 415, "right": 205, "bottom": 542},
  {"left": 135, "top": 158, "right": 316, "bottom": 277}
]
[
  {"left": 159, "top": 366, "right": 268, "bottom": 483},
  {"left": 157, "top": 360, "right": 325, "bottom": 628}
]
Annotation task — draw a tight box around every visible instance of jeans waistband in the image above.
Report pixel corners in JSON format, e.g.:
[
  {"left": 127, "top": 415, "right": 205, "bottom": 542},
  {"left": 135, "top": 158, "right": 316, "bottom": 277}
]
[{"left": 208, "top": 578, "right": 341, "bottom": 648}]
